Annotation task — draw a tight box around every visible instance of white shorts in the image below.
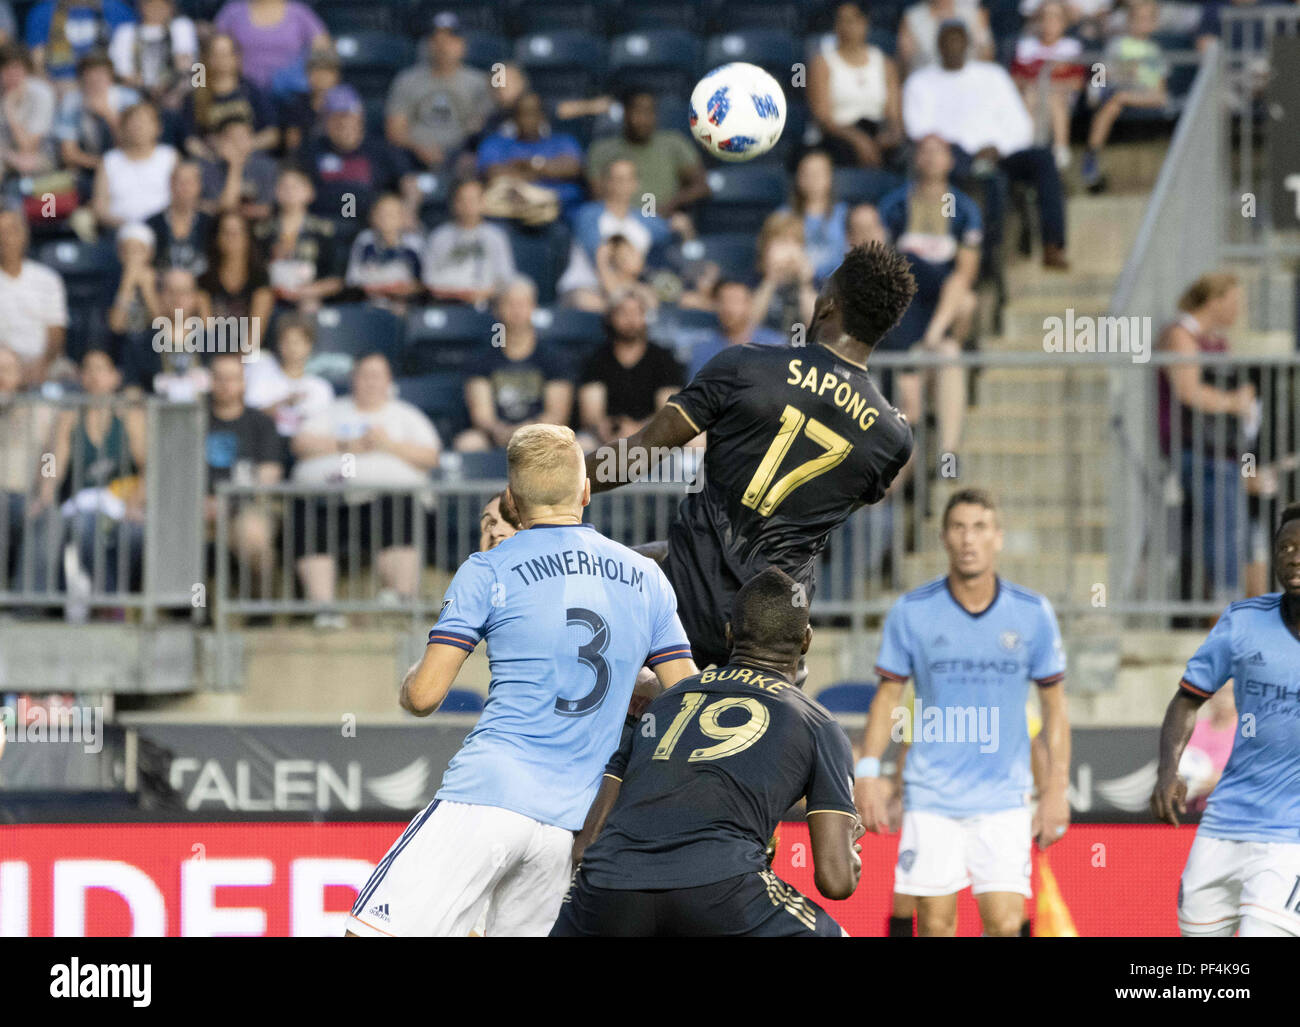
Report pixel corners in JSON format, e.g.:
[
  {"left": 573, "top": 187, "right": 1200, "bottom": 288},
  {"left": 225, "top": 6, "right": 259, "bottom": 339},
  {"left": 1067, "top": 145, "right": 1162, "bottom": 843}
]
[
  {"left": 346, "top": 799, "right": 573, "bottom": 937},
  {"left": 894, "top": 807, "right": 1033, "bottom": 898},
  {"left": 1178, "top": 832, "right": 1300, "bottom": 937}
]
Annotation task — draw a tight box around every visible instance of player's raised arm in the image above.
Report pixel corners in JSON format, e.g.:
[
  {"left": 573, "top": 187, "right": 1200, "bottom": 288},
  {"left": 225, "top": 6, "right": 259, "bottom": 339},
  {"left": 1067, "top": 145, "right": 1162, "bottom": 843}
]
[
  {"left": 585, "top": 403, "right": 698, "bottom": 494},
  {"left": 400, "top": 643, "right": 472, "bottom": 716}
]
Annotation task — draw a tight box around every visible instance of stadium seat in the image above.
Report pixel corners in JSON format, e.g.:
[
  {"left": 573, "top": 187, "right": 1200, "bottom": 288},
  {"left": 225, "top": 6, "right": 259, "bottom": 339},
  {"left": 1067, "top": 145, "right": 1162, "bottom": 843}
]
[
  {"left": 402, "top": 306, "right": 495, "bottom": 375},
  {"left": 607, "top": 30, "right": 702, "bottom": 97},
  {"left": 514, "top": 31, "right": 608, "bottom": 99},
  {"left": 455, "top": 450, "right": 509, "bottom": 479},
  {"left": 833, "top": 167, "right": 906, "bottom": 206},
  {"left": 461, "top": 30, "right": 511, "bottom": 73},
  {"left": 410, "top": 0, "right": 504, "bottom": 33},
  {"left": 37, "top": 239, "right": 118, "bottom": 359},
  {"left": 649, "top": 306, "right": 720, "bottom": 365},
  {"left": 505, "top": 0, "right": 607, "bottom": 34},
  {"left": 532, "top": 306, "right": 605, "bottom": 374},
  {"left": 704, "top": 30, "right": 799, "bottom": 81},
  {"left": 706, "top": 0, "right": 801, "bottom": 33},
  {"left": 984, "top": 0, "right": 1023, "bottom": 43},
  {"left": 669, "top": 233, "right": 758, "bottom": 281},
  {"left": 621, "top": 0, "right": 702, "bottom": 32},
  {"left": 500, "top": 221, "right": 571, "bottom": 305},
  {"left": 815, "top": 681, "right": 878, "bottom": 713},
  {"left": 396, "top": 372, "right": 471, "bottom": 440},
  {"left": 696, "top": 164, "right": 789, "bottom": 234},
  {"left": 437, "top": 688, "right": 486, "bottom": 713},
  {"left": 309, "top": 304, "right": 404, "bottom": 390},
  {"left": 414, "top": 171, "right": 454, "bottom": 225},
  {"left": 310, "top": 0, "right": 395, "bottom": 35},
  {"left": 333, "top": 31, "right": 416, "bottom": 97}
]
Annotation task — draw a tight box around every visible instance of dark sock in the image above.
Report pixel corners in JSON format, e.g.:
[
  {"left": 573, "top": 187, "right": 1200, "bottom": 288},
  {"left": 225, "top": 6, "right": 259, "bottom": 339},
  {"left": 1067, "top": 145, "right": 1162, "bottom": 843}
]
[
  {"left": 888, "top": 915, "right": 914, "bottom": 938},
  {"left": 1020, "top": 919, "right": 1032, "bottom": 938}
]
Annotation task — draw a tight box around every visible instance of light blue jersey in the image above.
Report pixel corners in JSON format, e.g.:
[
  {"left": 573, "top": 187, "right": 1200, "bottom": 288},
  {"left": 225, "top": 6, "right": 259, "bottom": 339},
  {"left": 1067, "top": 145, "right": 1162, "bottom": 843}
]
[
  {"left": 430, "top": 523, "right": 692, "bottom": 831},
  {"left": 1181, "top": 593, "right": 1300, "bottom": 843},
  {"left": 875, "top": 577, "right": 1066, "bottom": 818}
]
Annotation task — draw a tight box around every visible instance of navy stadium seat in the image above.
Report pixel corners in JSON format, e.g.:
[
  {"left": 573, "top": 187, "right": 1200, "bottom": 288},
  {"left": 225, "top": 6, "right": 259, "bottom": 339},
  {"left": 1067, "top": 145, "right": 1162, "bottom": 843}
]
[
  {"left": 815, "top": 681, "right": 878, "bottom": 713},
  {"left": 38, "top": 239, "right": 118, "bottom": 359},
  {"left": 669, "top": 233, "right": 758, "bottom": 281},
  {"left": 462, "top": 30, "right": 511, "bottom": 72},
  {"left": 696, "top": 164, "right": 789, "bottom": 234},
  {"left": 410, "top": 0, "right": 504, "bottom": 34},
  {"left": 514, "top": 31, "right": 608, "bottom": 98},
  {"left": 607, "top": 30, "right": 702, "bottom": 97},
  {"left": 414, "top": 170, "right": 454, "bottom": 225},
  {"left": 309, "top": 0, "right": 395, "bottom": 34},
  {"left": 532, "top": 306, "right": 605, "bottom": 374},
  {"left": 621, "top": 0, "right": 702, "bottom": 32},
  {"left": 500, "top": 221, "right": 571, "bottom": 306},
  {"left": 308, "top": 304, "right": 403, "bottom": 391},
  {"left": 704, "top": 30, "right": 799, "bottom": 81},
  {"left": 706, "top": 0, "right": 801, "bottom": 32},
  {"left": 506, "top": 0, "right": 607, "bottom": 34},
  {"left": 396, "top": 372, "right": 471, "bottom": 440},
  {"left": 402, "top": 306, "right": 495, "bottom": 374},
  {"left": 333, "top": 31, "right": 416, "bottom": 97},
  {"left": 833, "top": 166, "right": 905, "bottom": 206}
]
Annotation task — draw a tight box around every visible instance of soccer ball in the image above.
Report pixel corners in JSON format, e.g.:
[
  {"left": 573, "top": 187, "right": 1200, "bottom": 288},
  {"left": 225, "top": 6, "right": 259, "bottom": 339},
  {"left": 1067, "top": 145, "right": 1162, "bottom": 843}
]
[{"left": 688, "top": 62, "right": 787, "bottom": 162}]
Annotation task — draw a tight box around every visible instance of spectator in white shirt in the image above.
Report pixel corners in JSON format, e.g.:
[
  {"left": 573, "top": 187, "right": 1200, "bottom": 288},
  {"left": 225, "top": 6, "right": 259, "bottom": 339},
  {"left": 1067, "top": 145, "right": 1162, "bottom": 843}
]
[
  {"left": 109, "top": 0, "right": 197, "bottom": 110},
  {"left": 903, "top": 20, "right": 1069, "bottom": 269},
  {"left": 0, "top": 209, "right": 68, "bottom": 385},
  {"left": 0, "top": 42, "right": 56, "bottom": 178},
  {"left": 422, "top": 177, "right": 515, "bottom": 306},
  {"left": 291, "top": 352, "right": 441, "bottom": 626},
  {"left": 92, "top": 100, "right": 178, "bottom": 229},
  {"left": 244, "top": 312, "right": 334, "bottom": 438}
]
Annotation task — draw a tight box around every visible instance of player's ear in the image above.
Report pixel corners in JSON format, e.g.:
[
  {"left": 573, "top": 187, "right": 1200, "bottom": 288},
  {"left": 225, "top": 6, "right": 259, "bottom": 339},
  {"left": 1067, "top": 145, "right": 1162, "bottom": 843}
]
[
  {"left": 580, "top": 477, "right": 591, "bottom": 508},
  {"left": 801, "top": 624, "right": 812, "bottom": 656}
]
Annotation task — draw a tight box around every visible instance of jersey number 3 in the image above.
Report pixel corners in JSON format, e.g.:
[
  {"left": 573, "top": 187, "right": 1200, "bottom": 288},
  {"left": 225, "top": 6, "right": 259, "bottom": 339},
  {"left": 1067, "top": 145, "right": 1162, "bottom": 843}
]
[
  {"left": 742, "top": 404, "right": 853, "bottom": 516},
  {"left": 555, "top": 608, "right": 610, "bottom": 717},
  {"left": 651, "top": 692, "right": 771, "bottom": 762}
]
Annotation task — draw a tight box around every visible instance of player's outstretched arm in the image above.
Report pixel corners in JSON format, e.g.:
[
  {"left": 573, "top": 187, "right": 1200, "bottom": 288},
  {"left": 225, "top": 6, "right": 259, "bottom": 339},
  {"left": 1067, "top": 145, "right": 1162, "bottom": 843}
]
[
  {"left": 572, "top": 774, "right": 622, "bottom": 868},
  {"left": 853, "top": 676, "right": 905, "bottom": 833},
  {"left": 399, "top": 643, "right": 472, "bottom": 717},
  {"left": 585, "top": 404, "right": 698, "bottom": 495},
  {"left": 1150, "top": 689, "right": 1205, "bottom": 825},
  {"left": 808, "top": 811, "right": 863, "bottom": 901},
  {"left": 1033, "top": 680, "right": 1071, "bottom": 848}
]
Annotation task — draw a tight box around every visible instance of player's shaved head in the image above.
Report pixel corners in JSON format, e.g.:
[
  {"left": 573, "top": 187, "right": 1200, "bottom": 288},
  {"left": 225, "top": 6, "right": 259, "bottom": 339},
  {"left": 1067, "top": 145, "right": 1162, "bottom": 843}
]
[
  {"left": 727, "top": 568, "right": 812, "bottom": 670},
  {"left": 819, "top": 242, "right": 916, "bottom": 349},
  {"left": 506, "top": 424, "right": 587, "bottom": 521},
  {"left": 1275, "top": 502, "right": 1300, "bottom": 597}
]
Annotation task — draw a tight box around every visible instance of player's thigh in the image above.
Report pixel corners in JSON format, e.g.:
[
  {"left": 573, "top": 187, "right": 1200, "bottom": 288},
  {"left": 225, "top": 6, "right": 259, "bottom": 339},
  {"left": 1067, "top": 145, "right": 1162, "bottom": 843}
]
[
  {"left": 548, "top": 872, "right": 656, "bottom": 937},
  {"left": 974, "top": 890, "right": 1026, "bottom": 936},
  {"left": 348, "top": 800, "right": 526, "bottom": 937},
  {"left": 485, "top": 818, "right": 573, "bottom": 937},
  {"left": 1178, "top": 833, "right": 1244, "bottom": 937},
  {"left": 965, "top": 807, "right": 1033, "bottom": 900},
  {"left": 894, "top": 809, "right": 970, "bottom": 898},
  {"left": 691, "top": 870, "right": 843, "bottom": 937},
  {"left": 915, "top": 894, "right": 959, "bottom": 936},
  {"left": 1237, "top": 841, "right": 1300, "bottom": 937}
]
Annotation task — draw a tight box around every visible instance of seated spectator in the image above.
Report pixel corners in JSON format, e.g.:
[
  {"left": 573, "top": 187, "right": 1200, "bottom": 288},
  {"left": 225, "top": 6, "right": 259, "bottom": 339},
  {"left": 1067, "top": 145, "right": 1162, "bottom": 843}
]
[
  {"left": 56, "top": 52, "right": 137, "bottom": 199},
  {"left": 587, "top": 90, "right": 708, "bottom": 219},
  {"left": 877, "top": 134, "right": 981, "bottom": 454},
  {"left": 107, "top": 222, "right": 160, "bottom": 351},
  {"left": 24, "top": 0, "right": 136, "bottom": 84},
  {"left": 1020, "top": 0, "right": 1113, "bottom": 41},
  {"left": 1082, "top": 0, "right": 1167, "bottom": 193},
  {"left": 205, "top": 351, "right": 283, "bottom": 594},
  {"left": 39, "top": 348, "right": 147, "bottom": 597},
  {"left": 808, "top": 3, "right": 904, "bottom": 169},
  {"left": 571, "top": 158, "right": 673, "bottom": 262},
  {"left": 752, "top": 211, "right": 816, "bottom": 339},
  {"left": 846, "top": 202, "right": 888, "bottom": 247},
  {"left": 0, "top": 43, "right": 57, "bottom": 178},
  {"left": 199, "top": 115, "right": 277, "bottom": 219},
  {"left": 300, "top": 84, "right": 409, "bottom": 224},
  {"left": 477, "top": 92, "right": 584, "bottom": 216},
  {"left": 421, "top": 177, "right": 515, "bottom": 306},
  {"left": 0, "top": 343, "right": 56, "bottom": 589},
  {"left": 345, "top": 192, "right": 424, "bottom": 314},
  {"left": 244, "top": 311, "right": 333, "bottom": 438},
  {"left": 200, "top": 209, "right": 274, "bottom": 326},
  {"left": 456, "top": 277, "right": 573, "bottom": 452},
  {"left": 577, "top": 292, "right": 683, "bottom": 449},
  {"left": 91, "top": 100, "right": 176, "bottom": 229},
  {"left": 212, "top": 0, "right": 329, "bottom": 96},
  {"left": 256, "top": 165, "right": 343, "bottom": 312},
  {"left": 782, "top": 151, "right": 849, "bottom": 285},
  {"left": 898, "top": 0, "right": 994, "bottom": 73},
  {"left": 1011, "top": 0, "right": 1085, "bottom": 169},
  {"left": 291, "top": 352, "right": 440, "bottom": 627},
  {"left": 280, "top": 45, "right": 339, "bottom": 153},
  {"left": 903, "top": 21, "right": 1069, "bottom": 269},
  {"left": 0, "top": 209, "right": 68, "bottom": 386},
  {"left": 558, "top": 230, "right": 660, "bottom": 314},
  {"left": 122, "top": 266, "right": 212, "bottom": 397},
  {"left": 472, "top": 60, "right": 529, "bottom": 152},
  {"left": 685, "top": 279, "right": 785, "bottom": 379},
  {"left": 181, "top": 33, "right": 278, "bottom": 159},
  {"left": 148, "top": 159, "right": 213, "bottom": 274},
  {"left": 385, "top": 12, "right": 492, "bottom": 172},
  {"left": 108, "top": 0, "right": 196, "bottom": 110}
]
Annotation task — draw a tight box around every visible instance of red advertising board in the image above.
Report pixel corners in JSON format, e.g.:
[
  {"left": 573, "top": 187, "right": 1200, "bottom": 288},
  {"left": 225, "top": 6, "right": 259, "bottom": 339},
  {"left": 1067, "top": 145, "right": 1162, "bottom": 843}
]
[{"left": 0, "top": 822, "right": 1197, "bottom": 936}]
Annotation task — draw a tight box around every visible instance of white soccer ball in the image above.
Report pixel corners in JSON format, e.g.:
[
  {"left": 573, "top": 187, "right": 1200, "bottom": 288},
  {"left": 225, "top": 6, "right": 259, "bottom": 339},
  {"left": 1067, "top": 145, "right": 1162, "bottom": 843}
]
[{"left": 688, "top": 62, "right": 787, "bottom": 162}]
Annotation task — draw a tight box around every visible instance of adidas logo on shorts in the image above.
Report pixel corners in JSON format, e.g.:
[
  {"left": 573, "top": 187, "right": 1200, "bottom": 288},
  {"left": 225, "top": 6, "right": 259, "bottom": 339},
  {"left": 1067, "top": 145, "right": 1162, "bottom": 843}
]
[{"left": 368, "top": 903, "right": 391, "bottom": 922}]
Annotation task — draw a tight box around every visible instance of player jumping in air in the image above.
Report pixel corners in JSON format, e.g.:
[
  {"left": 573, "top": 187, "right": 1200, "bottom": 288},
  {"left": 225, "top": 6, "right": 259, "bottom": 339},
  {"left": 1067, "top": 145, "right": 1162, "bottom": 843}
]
[
  {"left": 550, "top": 567, "right": 862, "bottom": 937},
  {"left": 1151, "top": 501, "right": 1300, "bottom": 938},
  {"left": 585, "top": 242, "right": 917, "bottom": 670},
  {"left": 855, "top": 489, "right": 1072, "bottom": 937},
  {"left": 346, "top": 425, "right": 697, "bottom": 937}
]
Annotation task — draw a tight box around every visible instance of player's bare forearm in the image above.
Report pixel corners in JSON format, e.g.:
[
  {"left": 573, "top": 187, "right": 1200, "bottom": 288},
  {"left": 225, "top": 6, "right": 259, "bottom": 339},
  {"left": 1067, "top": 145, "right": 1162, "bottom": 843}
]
[
  {"left": 1151, "top": 690, "right": 1204, "bottom": 824},
  {"left": 859, "top": 677, "right": 904, "bottom": 759},
  {"left": 399, "top": 643, "right": 472, "bottom": 716},
  {"left": 808, "top": 810, "right": 861, "bottom": 900},
  {"left": 653, "top": 657, "right": 698, "bottom": 692},
  {"left": 586, "top": 405, "right": 697, "bottom": 494},
  {"left": 572, "top": 774, "right": 622, "bottom": 867},
  {"left": 1034, "top": 682, "right": 1072, "bottom": 847}
]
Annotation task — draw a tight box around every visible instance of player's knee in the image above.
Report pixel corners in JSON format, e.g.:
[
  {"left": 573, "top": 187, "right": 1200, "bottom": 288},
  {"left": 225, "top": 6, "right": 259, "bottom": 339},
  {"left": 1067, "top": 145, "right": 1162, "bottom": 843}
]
[{"left": 983, "top": 912, "right": 1024, "bottom": 937}]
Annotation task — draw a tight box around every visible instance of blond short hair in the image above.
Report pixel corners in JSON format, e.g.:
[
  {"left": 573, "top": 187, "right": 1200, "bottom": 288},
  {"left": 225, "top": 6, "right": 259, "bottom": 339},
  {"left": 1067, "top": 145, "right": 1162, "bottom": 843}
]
[{"left": 507, "top": 424, "right": 584, "bottom": 513}]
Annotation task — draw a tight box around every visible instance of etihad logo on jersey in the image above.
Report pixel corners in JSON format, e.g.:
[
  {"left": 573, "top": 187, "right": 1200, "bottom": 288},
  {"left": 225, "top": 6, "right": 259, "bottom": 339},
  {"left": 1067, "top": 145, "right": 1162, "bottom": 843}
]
[
  {"left": 785, "top": 359, "right": 879, "bottom": 432},
  {"left": 890, "top": 698, "right": 1000, "bottom": 753},
  {"left": 928, "top": 658, "right": 1021, "bottom": 675}
]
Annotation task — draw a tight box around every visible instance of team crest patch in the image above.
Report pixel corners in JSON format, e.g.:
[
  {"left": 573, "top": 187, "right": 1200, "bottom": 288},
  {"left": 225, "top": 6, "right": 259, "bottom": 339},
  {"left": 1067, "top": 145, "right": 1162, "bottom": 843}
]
[
  {"left": 999, "top": 630, "right": 1022, "bottom": 652},
  {"left": 898, "top": 849, "right": 916, "bottom": 873}
]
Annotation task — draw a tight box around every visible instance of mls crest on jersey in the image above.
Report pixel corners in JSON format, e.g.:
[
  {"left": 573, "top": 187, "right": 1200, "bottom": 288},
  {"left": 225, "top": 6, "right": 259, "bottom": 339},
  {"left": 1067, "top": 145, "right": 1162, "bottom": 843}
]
[{"left": 999, "top": 630, "right": 1022, "bottom": 652}]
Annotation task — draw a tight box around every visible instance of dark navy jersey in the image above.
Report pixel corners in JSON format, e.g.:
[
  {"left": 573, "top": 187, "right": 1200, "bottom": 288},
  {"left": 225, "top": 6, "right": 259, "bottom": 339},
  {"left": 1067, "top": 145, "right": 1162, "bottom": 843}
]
[
  {"left": 578, "top": 662, "right": 857, "bottom": 890},
  {"left": 663, "top": 343, "right": 912, "bottom": 664}
]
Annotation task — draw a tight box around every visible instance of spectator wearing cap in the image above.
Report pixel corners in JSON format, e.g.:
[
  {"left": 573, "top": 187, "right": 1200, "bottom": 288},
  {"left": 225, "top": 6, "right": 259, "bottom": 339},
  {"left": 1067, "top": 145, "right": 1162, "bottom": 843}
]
[
  {"left": 588, "top": 90, "right": 709, "bottom": 218},
  {"left": 299, "top": 83, "right": 409, "bottom": 224},
  {"left": 56, "top": 51, "right": 138, "bottom": 199},
  {"left": 181, "top": 33, "right": 279, "bottom": 159},
  {"left": 23, "top": 0, "right": 136, "bottom": 83},
  {"left": 212, "top": 0, "right": 330, "bottom": 96},
  {"left": 477, "top": 91, "right": 585, "bottom": 215},
  {"left": 92, "top": 100, "right": 177, "bottom": 229},
  {"left": 148, "top": 159, "right": 213, "bottom": 275},
  {"left": 898, "top": 0, "right": 993, "bottom": 73},
  {"left": 0, "top": 209, "right": 68, "bottom": 386},
  {"left": 108, "top": 0, "right": 197, "bottom": 110},
  {"left": 385, "top": 12, "right": 493, "bottom": 172},
  {"left": 280, "top": 45, "right": 340, "bottom": 153},
  {"left": 903, "top": 20, "right": 1069, "bottom": 269},
  {"left": 421, "top": 177, "right": 516, "bottom": 306},
  {"left": 0, "top": 42, "right": 56, "bottom": 178}
]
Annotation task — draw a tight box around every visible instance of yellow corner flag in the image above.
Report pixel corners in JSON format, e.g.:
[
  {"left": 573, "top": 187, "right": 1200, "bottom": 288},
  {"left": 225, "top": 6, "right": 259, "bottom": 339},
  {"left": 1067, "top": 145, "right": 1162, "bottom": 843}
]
[{"left": 1034, "top": 853, "right": 1079, "bottom": 937}]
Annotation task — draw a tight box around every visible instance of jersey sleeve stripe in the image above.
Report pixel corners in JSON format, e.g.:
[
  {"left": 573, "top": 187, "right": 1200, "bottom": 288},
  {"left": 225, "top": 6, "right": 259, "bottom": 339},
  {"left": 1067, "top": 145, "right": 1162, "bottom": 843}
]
[
  {"left": 427, "top": 630, "right": 478, "bottom": 652},
  {"left": 806, "top": 808, "right": 857, "bottom": 817},
  {"left": 647, "top": 646, "right": 693, "bottom": 666},
  {"left": 665, "top": 400, "right": 701, "bottom": 434},
  {"left": 602, "top": 773, "right": 623, "bottom": 783},
  {"left": 1179, "top": 678, "right": 1213, "bottom": 699},
  {"left": 874, "top": 665, "right": 909, "bottom": 682},
  {"left": 1034, "top": 672, "right": 1066, "bottom": 687}
]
